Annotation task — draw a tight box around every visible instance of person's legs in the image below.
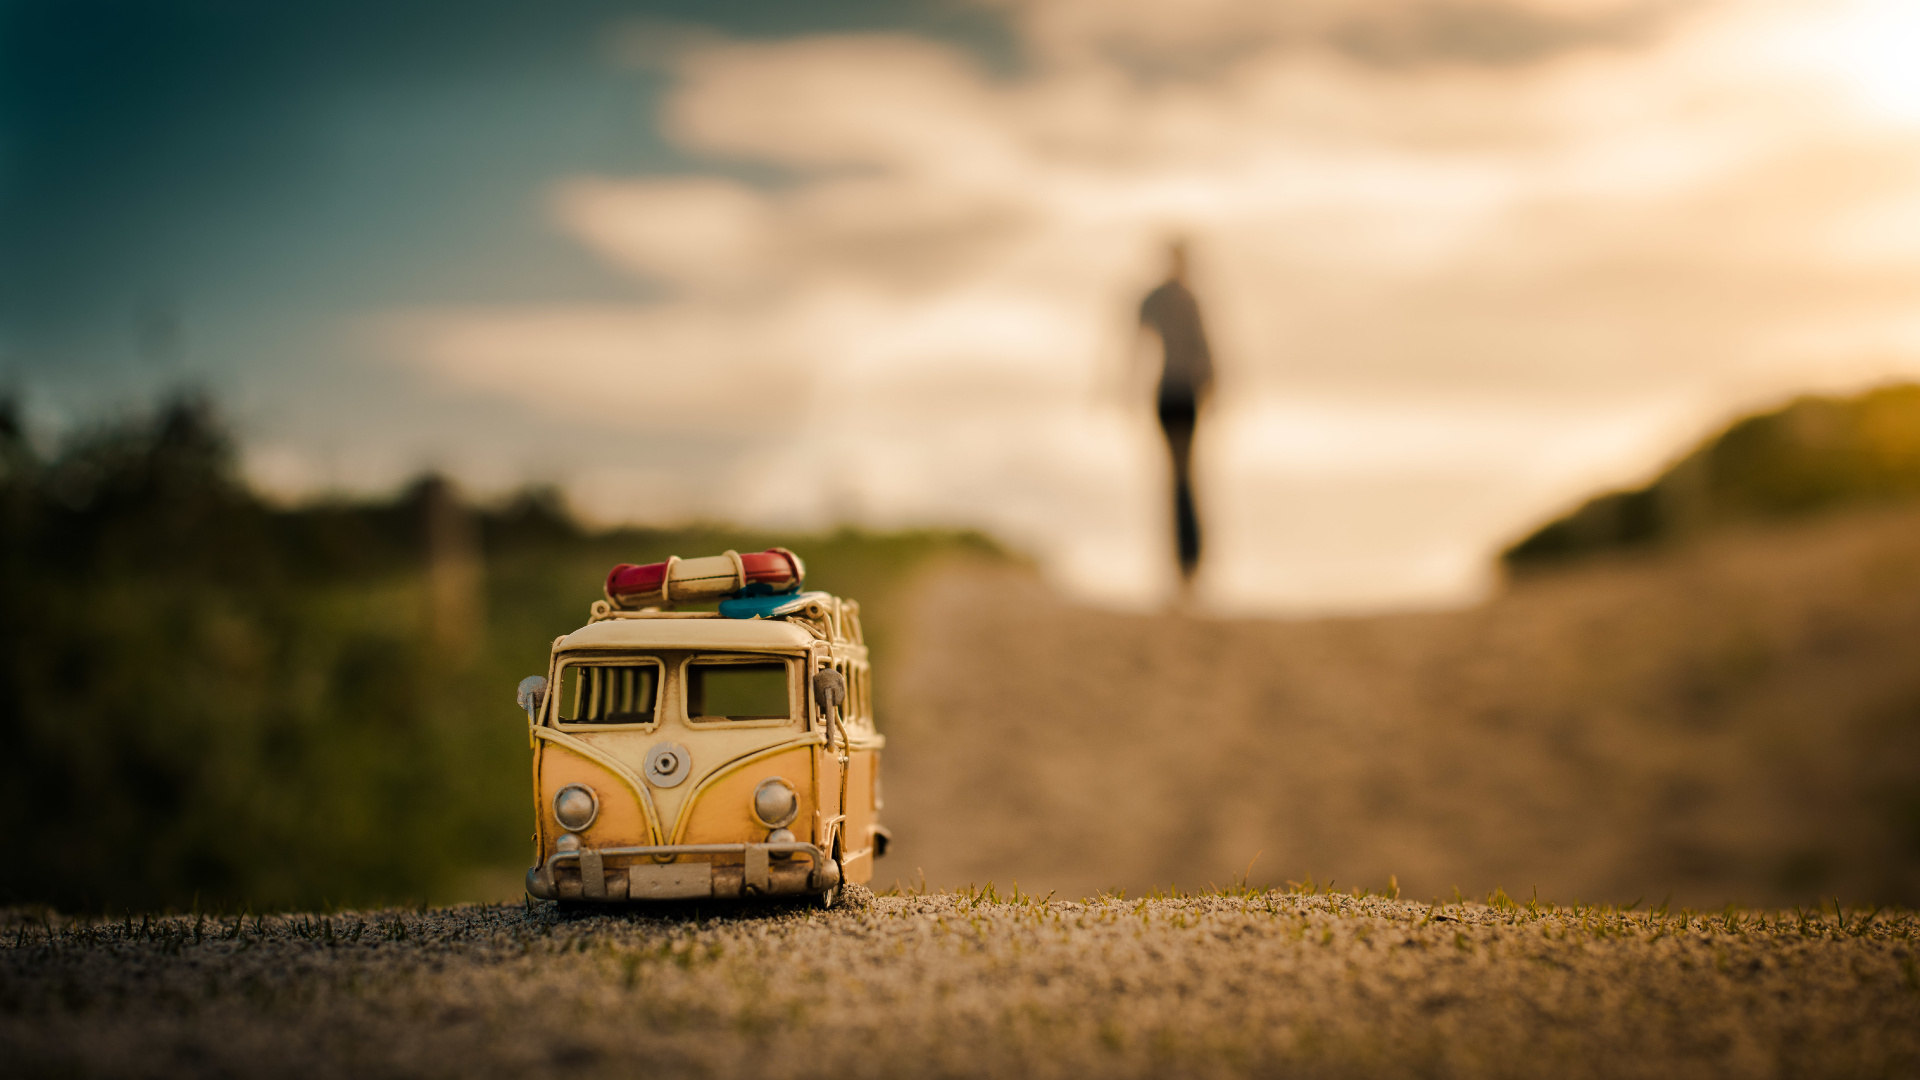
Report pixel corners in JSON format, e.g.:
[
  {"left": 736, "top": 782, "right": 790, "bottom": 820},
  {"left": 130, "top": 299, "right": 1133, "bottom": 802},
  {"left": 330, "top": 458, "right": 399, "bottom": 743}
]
[
  {"left": 1173, "top": 474, "right": 1200, "bottom": 580},
  {"left": 1157, "top": 399, "right": 1201, "bottom": 582}
]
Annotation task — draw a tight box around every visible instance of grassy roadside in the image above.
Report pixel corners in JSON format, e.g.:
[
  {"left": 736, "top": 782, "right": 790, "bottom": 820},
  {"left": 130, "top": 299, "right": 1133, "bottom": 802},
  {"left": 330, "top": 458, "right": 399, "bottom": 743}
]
[{"left": 4, "top": 885, "right": 1916, "bottom": 1079}]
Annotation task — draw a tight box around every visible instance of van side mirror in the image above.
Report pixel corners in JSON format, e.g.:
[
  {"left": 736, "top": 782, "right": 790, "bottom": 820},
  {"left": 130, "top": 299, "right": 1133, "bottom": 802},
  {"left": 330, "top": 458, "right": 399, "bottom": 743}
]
[
  {"left": 516, "top": 675, "right": 548, "bottom": 722},
  {"left": 812, "top": 668, "right": 847, "bottom": 751},
  {"left": 812, "top": 668, "right": 845, "bottom": 713}
]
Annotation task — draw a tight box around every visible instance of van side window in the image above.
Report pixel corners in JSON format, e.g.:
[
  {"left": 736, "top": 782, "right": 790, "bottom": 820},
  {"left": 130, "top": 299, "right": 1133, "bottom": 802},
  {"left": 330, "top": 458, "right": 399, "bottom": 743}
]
[
  {"left": 686, "top": 659, "right": 791, "bottom": 722},
  {"left": 561, "top": 661, "right": 661, "bottom": 725},
  {"left": 834, "top": 661, "right": 872, "bottom": 734}
]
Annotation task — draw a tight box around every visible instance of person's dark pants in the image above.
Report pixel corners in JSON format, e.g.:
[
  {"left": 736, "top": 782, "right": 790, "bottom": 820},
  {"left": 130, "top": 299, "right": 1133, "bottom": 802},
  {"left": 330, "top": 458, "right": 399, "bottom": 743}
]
[{"left": 1157, "top": 397, "right": 1201, "bottom": 582}]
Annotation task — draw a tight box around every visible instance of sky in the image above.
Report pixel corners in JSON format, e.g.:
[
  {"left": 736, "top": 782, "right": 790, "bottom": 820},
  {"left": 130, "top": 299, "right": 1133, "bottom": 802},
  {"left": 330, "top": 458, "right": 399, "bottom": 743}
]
[{"left": 5, "top": 0, "right": 1920, "bottom": 613}]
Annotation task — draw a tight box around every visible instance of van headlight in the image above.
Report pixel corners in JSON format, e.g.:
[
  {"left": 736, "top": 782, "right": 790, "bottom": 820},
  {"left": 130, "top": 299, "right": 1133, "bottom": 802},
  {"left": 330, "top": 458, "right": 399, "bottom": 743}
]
[
  {"left": 752, "top": 777, "right": 799, "bottom": 828},
  {"left": 554, "top": 784, "right": 599, "bottom": 831}
]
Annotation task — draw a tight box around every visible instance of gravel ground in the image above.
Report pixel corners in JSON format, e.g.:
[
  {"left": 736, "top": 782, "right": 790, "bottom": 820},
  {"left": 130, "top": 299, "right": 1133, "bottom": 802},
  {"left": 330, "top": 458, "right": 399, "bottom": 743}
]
[{"left": 4, "top": 888, "right": 1917, "bottom": 1079}]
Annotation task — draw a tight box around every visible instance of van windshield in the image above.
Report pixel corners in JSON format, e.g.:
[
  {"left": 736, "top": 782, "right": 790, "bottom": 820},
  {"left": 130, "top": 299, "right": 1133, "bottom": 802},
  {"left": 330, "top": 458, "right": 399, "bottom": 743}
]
[
  {"left": 559, "top": 659, "right": 661, "bottom": 725},
  {"left": 686, "top": 658, "right": 791, "bottom": 721}
]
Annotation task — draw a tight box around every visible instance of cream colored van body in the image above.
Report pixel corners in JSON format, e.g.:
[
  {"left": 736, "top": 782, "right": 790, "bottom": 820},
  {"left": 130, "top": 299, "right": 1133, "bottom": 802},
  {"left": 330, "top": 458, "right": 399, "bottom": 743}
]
[{"left": 522, "top": 595, "right": 884, "bottom": 906}]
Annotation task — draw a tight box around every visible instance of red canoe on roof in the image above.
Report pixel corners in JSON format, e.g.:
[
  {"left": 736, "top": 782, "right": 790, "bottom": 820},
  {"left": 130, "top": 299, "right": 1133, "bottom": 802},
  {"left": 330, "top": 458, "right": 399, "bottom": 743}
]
[{"left": 604, "top": 548, "right": 805, "bottom": 608}]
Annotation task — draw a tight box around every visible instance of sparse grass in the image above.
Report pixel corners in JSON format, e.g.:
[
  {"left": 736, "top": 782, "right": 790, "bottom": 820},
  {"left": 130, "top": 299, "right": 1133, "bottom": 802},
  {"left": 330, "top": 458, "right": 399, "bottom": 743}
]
[{"left": 3, "top": 888, "right": 1916, "bottom": 1079}]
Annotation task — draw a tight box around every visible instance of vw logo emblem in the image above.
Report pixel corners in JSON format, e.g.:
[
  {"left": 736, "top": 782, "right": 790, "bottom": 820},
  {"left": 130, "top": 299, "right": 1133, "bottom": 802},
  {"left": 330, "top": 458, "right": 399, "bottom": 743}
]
[{"left": 644, "top": 742, "right": 691, "bottom": 787}]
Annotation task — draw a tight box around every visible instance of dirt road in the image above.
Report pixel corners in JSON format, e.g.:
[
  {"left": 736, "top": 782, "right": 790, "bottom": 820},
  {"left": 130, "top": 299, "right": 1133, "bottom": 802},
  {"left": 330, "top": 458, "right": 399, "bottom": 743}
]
[
  {"left": 880, "top": 504, "right": 1920, "bottom": 908},
  {"left": 4, "top": 891, "right": 1915, "bottom": 1078}
]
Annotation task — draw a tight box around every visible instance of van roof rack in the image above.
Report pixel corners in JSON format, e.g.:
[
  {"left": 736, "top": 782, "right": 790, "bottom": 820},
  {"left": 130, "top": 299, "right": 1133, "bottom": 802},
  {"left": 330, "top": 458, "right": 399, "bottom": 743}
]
[{"left": 585, "top": 590, "right": 864, "bottom": 646}]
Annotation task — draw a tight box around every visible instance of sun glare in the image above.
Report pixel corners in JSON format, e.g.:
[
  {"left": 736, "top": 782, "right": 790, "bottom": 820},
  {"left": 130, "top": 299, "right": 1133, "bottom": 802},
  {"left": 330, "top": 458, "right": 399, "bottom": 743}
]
[{"left": 1806, "top": 0, "right": 1920, "bottom": 125}]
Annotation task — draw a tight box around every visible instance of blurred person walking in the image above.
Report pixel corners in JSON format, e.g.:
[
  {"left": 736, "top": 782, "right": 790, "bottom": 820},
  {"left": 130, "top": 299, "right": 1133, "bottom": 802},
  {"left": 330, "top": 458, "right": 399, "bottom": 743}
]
[{"left": 1138, "top": 240, "right": 1214, "bottom": 590}]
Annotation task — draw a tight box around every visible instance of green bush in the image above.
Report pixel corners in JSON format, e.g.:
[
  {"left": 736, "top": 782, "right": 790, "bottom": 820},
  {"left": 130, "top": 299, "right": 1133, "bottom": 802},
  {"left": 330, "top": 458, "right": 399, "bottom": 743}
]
[{"left": 1506, "top": 383, "right": 1920, "bottom": 565}]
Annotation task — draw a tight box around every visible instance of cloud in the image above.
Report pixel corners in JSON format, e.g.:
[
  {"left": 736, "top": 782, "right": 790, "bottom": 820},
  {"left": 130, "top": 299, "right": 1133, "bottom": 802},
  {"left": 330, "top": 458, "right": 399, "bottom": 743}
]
[
  {"left": 381, "top": 0, "right": 1920, "bottom": 612},
  {"left": 667, "top": 34, "right": 1015, "bottom": 171},
  {"left": 993, "top": 0, "right": 1688, "bottom": 74},
  {"left": 377, "top": 304, "right": 810, "bottom": 430},
  {"left": 551, "top": 177, "right": 776, "bottom": 292}
]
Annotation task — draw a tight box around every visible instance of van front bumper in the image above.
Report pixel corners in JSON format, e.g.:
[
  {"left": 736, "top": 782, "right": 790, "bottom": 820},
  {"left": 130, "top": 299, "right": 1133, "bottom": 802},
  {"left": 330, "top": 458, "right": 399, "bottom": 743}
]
[{"left": 526, "top": 842, "right": 838, "bottom": 902}]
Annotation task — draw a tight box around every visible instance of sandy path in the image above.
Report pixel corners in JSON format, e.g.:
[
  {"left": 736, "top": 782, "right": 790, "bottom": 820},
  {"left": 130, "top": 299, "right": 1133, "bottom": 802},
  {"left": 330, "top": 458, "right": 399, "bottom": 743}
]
[
  {"left": 4, "top": 891, "right": 1916, "bottom": 1078},
  {"left": 878, "top": 504, "right": 1920, "bottom": 907}
]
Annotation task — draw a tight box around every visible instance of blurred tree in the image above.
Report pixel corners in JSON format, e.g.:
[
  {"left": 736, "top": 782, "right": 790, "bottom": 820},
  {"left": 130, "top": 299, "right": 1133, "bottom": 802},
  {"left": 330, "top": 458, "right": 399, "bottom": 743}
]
[{"left": 0, "top": 394, "right": 466, "bottom": 910}]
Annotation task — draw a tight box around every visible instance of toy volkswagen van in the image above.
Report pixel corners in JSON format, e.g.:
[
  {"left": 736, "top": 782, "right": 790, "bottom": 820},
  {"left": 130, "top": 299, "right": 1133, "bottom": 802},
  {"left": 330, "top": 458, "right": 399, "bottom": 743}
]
[{"left": 516, "top": 549, "right": 885, "bottom": 907}]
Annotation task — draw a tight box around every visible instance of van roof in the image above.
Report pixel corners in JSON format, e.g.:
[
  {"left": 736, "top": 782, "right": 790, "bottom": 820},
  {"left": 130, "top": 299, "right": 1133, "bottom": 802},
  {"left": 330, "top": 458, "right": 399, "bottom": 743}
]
[{"left": 557, "top": 616, "right": 818, "bottom": 653}]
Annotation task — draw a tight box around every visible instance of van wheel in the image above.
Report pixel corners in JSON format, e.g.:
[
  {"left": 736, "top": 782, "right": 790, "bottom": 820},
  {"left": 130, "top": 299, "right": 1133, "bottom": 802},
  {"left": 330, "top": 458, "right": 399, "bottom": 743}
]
[{"left": 815, "top": 851, "right": 843, "bottom": 909}]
